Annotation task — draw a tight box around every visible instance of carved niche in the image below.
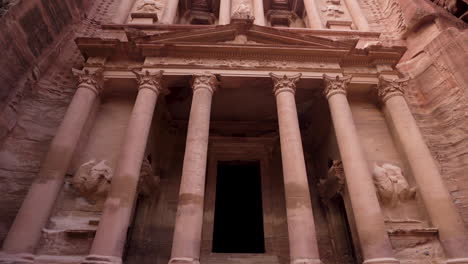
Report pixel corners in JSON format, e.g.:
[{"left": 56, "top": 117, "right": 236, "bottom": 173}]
[{"left": 372, "top": 163, "right": 416, "bottom": 207}]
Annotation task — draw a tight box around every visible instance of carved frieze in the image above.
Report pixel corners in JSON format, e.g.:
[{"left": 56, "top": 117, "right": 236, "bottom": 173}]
[
  {"left": 377, "top": 76, "right": 409, "bottom": 103},
  {"left": 270, "top": 73, "right": 302, "bottom": 95},
  {"left": 191, "top": 72, "right": 219, "bottom": 93},
  {"left": 72, "top": 68, "right": 104, "bottom": 95},
  {"left": 322, "top": 74, "right": 352, "bottom": 99}
]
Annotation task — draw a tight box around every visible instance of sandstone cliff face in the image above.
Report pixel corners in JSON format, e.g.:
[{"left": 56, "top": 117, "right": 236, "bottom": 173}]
[{"left": 0, "top": 0, "right": 117, "bottom": 245}]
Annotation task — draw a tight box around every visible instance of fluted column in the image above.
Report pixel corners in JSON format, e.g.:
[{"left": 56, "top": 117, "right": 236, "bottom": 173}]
[
  {"left": 303, "top": 0, "right": 323, "bottom": 29},
  {"left": 169, "top": 73, "right": 218, "bottom": 264},
  {"left": 377, "top": 77, "right": 468, "bottom": 263},
  {"left": 160, "top": 0, "right": 180, "bottom": 24},
  {"left": 270, "top": 73, "right": 322, "bottom": 264},
  {"left": 0, "top": 69, "right": 103, "bottom": 263},
  {"left": 323, "top": 75, "right": 399, "bottom": 264},
  {"left": 112, "top": 0, "right": 138, "bottom": 24},
  {"left": 81, "top": 70, "right": 165, "bottom": 264},
  {"left": 219, "top": 0, "right": 231, "bottom": 25},
  {"left": 342, "top": 0, "right": 370, "bottom": 30},
  {"left": 252, "top": 0, "right": 266, "bottom": 26}
]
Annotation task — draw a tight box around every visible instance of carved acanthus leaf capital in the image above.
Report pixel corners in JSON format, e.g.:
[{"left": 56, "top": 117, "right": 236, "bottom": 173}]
[
  {"left": 377, "top": 76, "right": 409, "bottom": 103},
  {"left": 132, "top": 69, "right": 167, "bottom": 94},
  {"left": 72, "top": 68, "right": 104, "bottom": 95},
  {"left": 270, "top": 73, "right": 302, "bottom": 96},
  {"left": 191, "top": 73, "right": 219, "bottom": 93},
  {"left": 323, "top": 74, "right": 352, "bottom": 99}
]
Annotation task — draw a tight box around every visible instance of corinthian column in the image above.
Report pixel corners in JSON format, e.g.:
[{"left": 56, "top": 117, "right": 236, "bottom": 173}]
[
  {"left": 252, "top": 0, "right": 266, "bottom": 26},
  {"left": 303, "top": 0, "right": 323, "bottom": 29},
  {"left": 82, "top": 70, "right": 165, "bottom": 264},
  {"left": 377, "top": 77, "right": 468, "bottom": 263},
  {"left": 219, "top": 0, "right": 231, "bottom": 25},
  {"left": 270, "top": 73, "right": 322, "bottom": 264},
  {"left": 112, "top": 0, "right": 138, "bottom": 24},
  {"left": 169, "top": 73, "right": 218, "bottom": 264},
  {"left": 160, "top": 0, "right": 180, "bottom": 24},
  {"left": 0, "top": 69, "right": 103, "bottom": 263},
  {"left": 323, "top": 75, "right": 399, "bottom": 264}
]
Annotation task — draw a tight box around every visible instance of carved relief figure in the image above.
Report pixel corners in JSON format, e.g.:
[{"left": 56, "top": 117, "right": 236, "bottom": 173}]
[
  {"left": 136, "top": 0, "right": 163, "bottom": 13},
  {"left": 322, "top": 0, "right": 345, "bottom": 18},
  {"left": 372, "top": 163, "right": 416, "bottom": 207},
  {"left": 232, "top": 0, "right": 253, "bottom": 19},
  {"left": 138, "top": 158, "right": 161, "bottom": 196},
  {"left": 71, "top": 160, "right": 113, "bottom": 203}
]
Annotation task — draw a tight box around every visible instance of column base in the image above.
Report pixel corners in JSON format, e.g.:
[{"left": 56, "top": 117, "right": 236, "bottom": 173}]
[
  {"left": 168, "top": 257, "right": 200, "bottom": 264},
  {"left": 0, "top": 252, "right": 35, "bottom": 264},
  {"left": 291, "top": 259, "right": 323, "bottom": 264},
  {"left": 363, "top": 258, "right": 400, "bottom": 264},
  {"left": 81, "top": 255, "right": 122, "bottom": 264},
  {"left": 447, "top": 258, "right": 468, "bottom": 264}
]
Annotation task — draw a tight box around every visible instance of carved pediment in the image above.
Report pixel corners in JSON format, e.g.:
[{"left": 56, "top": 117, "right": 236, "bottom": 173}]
[{"left": 131, "top": 22, "right": 355, "bottom": 49}]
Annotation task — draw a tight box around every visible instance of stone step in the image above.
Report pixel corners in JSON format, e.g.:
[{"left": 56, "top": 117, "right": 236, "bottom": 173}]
[{"left": 202, "top": 254, "right": 280, "bottom": 264}]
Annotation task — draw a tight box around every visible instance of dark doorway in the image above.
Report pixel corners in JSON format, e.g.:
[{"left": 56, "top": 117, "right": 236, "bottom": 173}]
[{"left": 212, "top": 160, "right": 265, "bottom": 253}]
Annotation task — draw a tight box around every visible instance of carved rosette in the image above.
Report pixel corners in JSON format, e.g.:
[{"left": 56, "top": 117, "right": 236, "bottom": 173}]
[
  {"left": 132, "top": 70, "right": 167, "bottom": 95},
  {"left": 270, "top": 73, "right": 302, "bottom": 96},
  {"left": 323, "top": 74, "right": 352, "bottom": 99},
  {"left": 72, "top": 68, "right": 104, "bottom": 95},
  {"left": 377, "top": 76, "right": 409, "bottom": 103},
  {"left": 191, "top": 73, "right": 219, "bottom": 93}
]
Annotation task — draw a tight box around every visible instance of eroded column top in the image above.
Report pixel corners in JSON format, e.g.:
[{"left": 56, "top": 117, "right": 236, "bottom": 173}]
[
  {"left": 191, "top": 72, "right": 220, "bottom": 93},
  {"left": 376, "top": 76, "right": 409, "bottom": 103},
  {"left": 322, "top": 74, "right": 352, "bottom": 99},
  {"left": 132, "top": 69, "right": 168, "bottom": 95},
  {"left": 270, "top": 73, "right": 302, "bottom": 96},
  {"left": 72, "top": 68, "right": 104, "bottom": 96}
]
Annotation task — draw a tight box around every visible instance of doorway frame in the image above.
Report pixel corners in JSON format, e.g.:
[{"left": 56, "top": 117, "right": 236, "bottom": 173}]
[{"left": 201, "top": 136, "right": 277, "bottom": 256}]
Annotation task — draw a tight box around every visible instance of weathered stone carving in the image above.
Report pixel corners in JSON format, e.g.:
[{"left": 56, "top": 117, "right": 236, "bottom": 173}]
[
  {"left": 191, "top": 72, "right": 219, "bottom": 93},
  {"left": 322, "top": 0, "right": 345, "bottom": 18},
  {"left": 372, "top": 163, "right": 417, "bottom": 207},
  {"left": 376, "top": 76, "right": 409, "bottom": 103},
  {"left": 322, "top": 74, "right": 352, "bottom": 99},
  {"left": 232, "top": 1, "right": 254, "bottom": 20},
  {"left": 132, "top": 69, "right": 166, "bottom": 94},
  {"left": 318, "top": 161, "right": 346, "bottom": 200},
  {"left": 136, "top": 0, "right": 163, "bottom": 13},
  {"left": 72, "top": 68, "right": 104, "bottom": 95},
  {"left": 138, "top": 158, "right": 160, "bottom": 196},
  {"left": 72, "top": 160, "right": 113, "bottom": 203},
  {"left": 270, "top": 73, "right": 302, "bottom": 95}
]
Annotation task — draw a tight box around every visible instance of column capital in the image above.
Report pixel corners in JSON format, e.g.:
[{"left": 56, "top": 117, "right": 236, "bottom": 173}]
[
  {"left": 72, "top": 68, "right": 104, "bottom": 96},
  {"left": 323, "top": 74, "right": 352, "bottom": 99},
  {"left": 270, "top": 73, "right": 302, "bottom": 96},
  {"left": 377, "top": 76, "right": 409, "bottom": 103},
  {"left": 132, "top": 69, "right": 167, "bottom": 95},
  {"left": 191, "top": 73, "right": 219, "bottom": 93}
]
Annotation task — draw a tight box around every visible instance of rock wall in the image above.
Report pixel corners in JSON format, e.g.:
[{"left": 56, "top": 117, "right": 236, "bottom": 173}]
[{"left": 0, "top": 0, "right": 119, "bottom": 246}]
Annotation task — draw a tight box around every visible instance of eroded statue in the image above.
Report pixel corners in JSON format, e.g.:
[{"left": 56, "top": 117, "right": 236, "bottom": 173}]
[
  {"left": 136, "top": 0, "right": 163, "bottom": 13},
  {"left": 71, "top": 160, "right": 113, "bottom": 203},
  {"left": 232, "top": 1, "right": 253, "bottom": 20},
  {"left": 372, "top": 163, "right": 416, "bottom": 207}
]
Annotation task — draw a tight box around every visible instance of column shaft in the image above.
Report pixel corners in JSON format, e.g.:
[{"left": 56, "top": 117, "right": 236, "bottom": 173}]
[
  {"left": 342, "top": 0, "right": 370, "bottom": 30},
  {"left": 83, "top": 71, "right": 164, "bottom": 263},
  {"left": 324, "top": 75, "right": 398, "bottom": 264},
  {"left": 2, "top": 69, "right": 102, "bottom": 257},
  {"left": 378, "top": 78, "right": 468, "bottom": 261},
  {"left": 303, "top": 0, "right": 323, "bottom": 29},
  {"left": 252, "top": 0, "right": 266, "bottom": 26},
  {"left": 219, "top": 0, "right": 231, "bottom": 25},
  {"left": 161, "top": 0, "right": 180, "bottom": 24},
  {"left": 271, "top": 73, "right": 321, "bottom": 264},
  {"left": 169, "top": 74, "right": 218, "bottom": 264},
  {"left": 112, "top": 0, "right": 138, "bottom": 24}
]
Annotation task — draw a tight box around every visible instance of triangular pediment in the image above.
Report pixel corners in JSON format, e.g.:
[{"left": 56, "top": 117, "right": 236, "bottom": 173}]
[{"left": 131, "top": 22, "right": 355, "bottom": 49}]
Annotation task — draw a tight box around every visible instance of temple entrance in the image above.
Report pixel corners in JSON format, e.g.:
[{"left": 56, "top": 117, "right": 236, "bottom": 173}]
[{"left": 212, "top": 160, "right": 265, "bottom": 253}]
